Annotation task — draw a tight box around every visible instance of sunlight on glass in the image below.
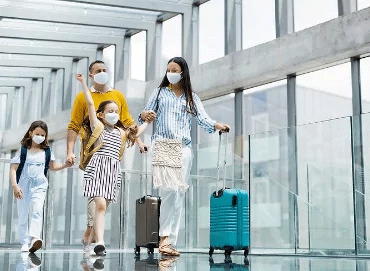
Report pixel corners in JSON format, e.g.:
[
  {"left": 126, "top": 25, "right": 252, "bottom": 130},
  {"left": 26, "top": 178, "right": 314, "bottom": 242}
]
[
  {"left": 131, "top": 31, "right": 147, "bottom": 81},
  {"left": 0, "top": 94, "right": 7, "bottom": 130},
  {"left": 243, "top": 0, "right": 276, "bottom": 49},
  {"left": 294, "top": 0, "right": 338, "bottom": 32},
  {"left": 199, "top": 0, "right": 225, "bottom": 65},
  {"left": 161, "top": 15, "right": 182, "bottom": 73},
  {"left": 102, "top": 45, "right": 115, "bottom": 88},
  {"left": 358, "top": 0, "right": 370, "bottom": 10},
  {"left": 296, "top": 62, "right": 352, "bottom": 125},
  {"left": 360, "top": 57, "right": 370, "bottom": 113}
]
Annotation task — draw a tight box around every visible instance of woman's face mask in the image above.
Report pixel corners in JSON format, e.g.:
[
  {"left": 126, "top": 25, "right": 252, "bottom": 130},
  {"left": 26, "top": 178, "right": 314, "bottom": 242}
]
[{"left": 166, "top": 72, "right": 182, "bottom": 84}]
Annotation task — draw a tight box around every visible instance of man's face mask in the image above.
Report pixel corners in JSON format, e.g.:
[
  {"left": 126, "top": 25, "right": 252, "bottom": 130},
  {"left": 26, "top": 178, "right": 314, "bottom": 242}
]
[{"left": 93, "top": 72, "right": 109, "bottom": 85}]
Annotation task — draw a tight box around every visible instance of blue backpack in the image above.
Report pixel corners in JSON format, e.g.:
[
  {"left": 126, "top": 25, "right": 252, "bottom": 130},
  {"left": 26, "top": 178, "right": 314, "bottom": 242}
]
[{"left": 16, "top": 146, "right": 51, "bottom": 184}]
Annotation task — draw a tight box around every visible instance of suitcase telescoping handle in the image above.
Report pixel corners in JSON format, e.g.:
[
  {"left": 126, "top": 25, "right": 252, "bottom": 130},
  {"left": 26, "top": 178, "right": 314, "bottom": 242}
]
[
  {"left": 216, "top": 128, "right": 229, "bottom": 196},
  {"left": 140, "top": 146, "right": 149, "bottom": 198}
]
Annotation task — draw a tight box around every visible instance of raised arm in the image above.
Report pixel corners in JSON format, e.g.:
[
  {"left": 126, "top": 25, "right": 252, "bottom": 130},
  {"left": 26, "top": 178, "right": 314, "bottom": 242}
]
[{"left": 76, "top": 73, "right": 99, "bottom": 129}]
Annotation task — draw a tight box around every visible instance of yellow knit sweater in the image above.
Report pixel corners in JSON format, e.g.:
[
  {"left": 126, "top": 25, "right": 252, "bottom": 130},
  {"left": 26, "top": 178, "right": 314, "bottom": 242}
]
[{"left": 67, "top": 89, "right": 134, "bottom": 134}]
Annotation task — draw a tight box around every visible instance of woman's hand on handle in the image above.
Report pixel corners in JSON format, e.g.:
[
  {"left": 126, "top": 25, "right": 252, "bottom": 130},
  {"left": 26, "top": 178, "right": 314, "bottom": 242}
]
[
  {"left": 13, "top": 184, "right": 23, "bottom": 200},
  {"left": 215, "top": 123, "right": 231, "bottom": 134}
]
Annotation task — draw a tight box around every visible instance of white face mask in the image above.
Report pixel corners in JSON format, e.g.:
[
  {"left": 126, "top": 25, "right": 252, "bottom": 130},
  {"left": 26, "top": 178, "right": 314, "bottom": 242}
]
[
  {"left": 32, "top": 135, "right": 45, "bottom": 144},
  {"left": 105, "top": 113, "right": 119, "bottom": 126},
  {"left": 167, "top": 72, "right": 182, "bottom": 84},
  {"left": 93, "top": 72, "right": 109, "bottom": 85}
]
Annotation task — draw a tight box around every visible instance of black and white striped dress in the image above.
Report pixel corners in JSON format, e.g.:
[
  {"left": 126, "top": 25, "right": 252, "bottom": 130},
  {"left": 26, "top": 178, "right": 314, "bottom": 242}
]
[{"left": 83, "top": 126, "right": 123, "bottom": 203}]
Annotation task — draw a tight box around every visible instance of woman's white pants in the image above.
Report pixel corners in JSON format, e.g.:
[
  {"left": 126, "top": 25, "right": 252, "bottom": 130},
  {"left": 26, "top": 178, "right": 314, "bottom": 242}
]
[{"left": 158, "top": 146, "right": 192, "bottom": 246}]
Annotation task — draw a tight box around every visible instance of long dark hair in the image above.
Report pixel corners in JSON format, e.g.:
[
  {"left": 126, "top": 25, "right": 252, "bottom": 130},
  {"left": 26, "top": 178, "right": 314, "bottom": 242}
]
[
  {"left": 158, "top": 57, "right": 197, "bottom": 115},
  {"left": 21, "top": 120, "right": 50, "bottom": 149},
  {"left": 82, "top": 100, "right": 137, "bottom": 147}
]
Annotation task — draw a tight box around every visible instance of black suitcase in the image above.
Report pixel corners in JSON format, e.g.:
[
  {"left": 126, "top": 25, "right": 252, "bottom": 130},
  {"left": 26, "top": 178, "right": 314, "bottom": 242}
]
[
  {"left": 135, "top": 152, "right": 161, "bottom": 255},
  {"left": 135, "top": 255, "right": 159, "bottom": 270}
]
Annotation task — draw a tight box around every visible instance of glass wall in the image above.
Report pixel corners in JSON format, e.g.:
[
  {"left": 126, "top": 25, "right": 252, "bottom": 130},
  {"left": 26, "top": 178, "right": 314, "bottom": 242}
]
[
  {"left": 358, "top": 0, "right": 370, "bottom": 10},
  {"left": 242, "top": 0, "right": 276, "bottom": 49},
  {"left": 161, "top": 15, "right": 182, "bottom": 72},
  {"left": 130, "top": 31, "right": 147, "bottom": 81},
  {"left": 297, "top": 117, "right": 355, "bottom": 251},
  {"left": 361, "top": 57, "right": 370, "bottom": 113},
  {"left": 102, "top": 45, "right": 116, "bottom": 88},
  {"left": 294, "top": 0, "right": 338, "bottom": 32},
  {"left": 199, "top": 0, "right": 225, "bottom": 64},
  {"left": 296, "top": 62, "right": 352, "bottom": 125},
  {"left": 0, "top": 94, "right": 7, "bottom": 131},
  {"left": 361, "top": 57, "right": 370, "bottom": 250}
]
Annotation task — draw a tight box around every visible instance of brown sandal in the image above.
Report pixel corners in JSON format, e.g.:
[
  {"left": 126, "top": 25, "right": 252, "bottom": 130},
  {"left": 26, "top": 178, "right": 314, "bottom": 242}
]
[{"left": 159, "top": 243, "right": 180, "bottom": 256}]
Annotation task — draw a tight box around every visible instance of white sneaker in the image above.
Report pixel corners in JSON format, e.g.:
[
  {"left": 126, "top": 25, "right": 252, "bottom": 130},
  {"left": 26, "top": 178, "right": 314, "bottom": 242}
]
[
  {"left": 29, "top": 238, "right": 42, "bottom": 253},
  {"left": 21, "top": 244, "right": 29, "bottom": 252}
]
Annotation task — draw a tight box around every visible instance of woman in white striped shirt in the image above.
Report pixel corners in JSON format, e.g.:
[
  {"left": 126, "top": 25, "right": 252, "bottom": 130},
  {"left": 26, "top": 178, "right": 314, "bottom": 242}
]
[{"left": 139, "top": 57, "right": 230, "bottom": 256}]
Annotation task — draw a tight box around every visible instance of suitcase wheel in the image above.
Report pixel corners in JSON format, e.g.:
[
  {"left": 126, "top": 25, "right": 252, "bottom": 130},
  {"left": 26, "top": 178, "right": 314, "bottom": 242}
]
[
  {"left": 134, "top": 245, "right": 140, "bottom": 256},
  {"left": 244, "top": 247, "right": 249, "bottom": 257},
  {"left": 209, "top": 246, "right": 214, "bottom": 256},
  {"left": 244, "top": 258, "right": 250, "bottom": 265},
  {"left": 224, "top": 247, "right": 232, "bottom": 258},
  {"left": 147, "top": 247, "right": 154, "bottom": 254}
]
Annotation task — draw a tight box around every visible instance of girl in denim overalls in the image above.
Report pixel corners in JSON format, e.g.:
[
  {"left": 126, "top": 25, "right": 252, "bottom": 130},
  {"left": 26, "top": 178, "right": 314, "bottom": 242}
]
[{"left": 10, "top": 121, "right": 70, "bottom": 253}]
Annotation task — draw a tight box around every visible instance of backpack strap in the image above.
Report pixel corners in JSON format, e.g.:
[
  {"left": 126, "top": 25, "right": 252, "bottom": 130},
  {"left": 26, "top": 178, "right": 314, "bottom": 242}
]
[
  {"left": 16, "top": 146, "right": 27, "bottom": 184},
  {"left": 44, "top": 147, "right": 51, "bottom": 177}
]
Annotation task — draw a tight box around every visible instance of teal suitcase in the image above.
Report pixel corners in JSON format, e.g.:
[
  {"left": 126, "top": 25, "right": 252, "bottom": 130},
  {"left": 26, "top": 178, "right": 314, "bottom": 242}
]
[{"left": 209, "top": 131, "right": 250, "bottom": 258}]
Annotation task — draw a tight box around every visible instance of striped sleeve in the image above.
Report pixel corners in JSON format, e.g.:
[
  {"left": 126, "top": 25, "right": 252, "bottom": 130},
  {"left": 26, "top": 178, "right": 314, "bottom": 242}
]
[
  {"left": 138, "top": 88, "right": 160, "bottom": 124},
  {"left": 193, "top": 93, "right": 217, "bottom": 134}
]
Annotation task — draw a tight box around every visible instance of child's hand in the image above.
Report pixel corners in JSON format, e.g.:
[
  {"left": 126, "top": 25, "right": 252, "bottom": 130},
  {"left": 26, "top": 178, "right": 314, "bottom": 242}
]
[
  {"left": 13, "top": 184, "right": 23, "bottom": 200},
  {"left": 76, "top": 73, "right": 86, "bottom": 83}
]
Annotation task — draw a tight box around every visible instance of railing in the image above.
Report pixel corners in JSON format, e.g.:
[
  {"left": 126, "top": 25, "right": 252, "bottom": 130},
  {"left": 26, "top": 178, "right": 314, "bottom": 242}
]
[{"left": 1, "top": 113, "right": 370, "bottom": 256}]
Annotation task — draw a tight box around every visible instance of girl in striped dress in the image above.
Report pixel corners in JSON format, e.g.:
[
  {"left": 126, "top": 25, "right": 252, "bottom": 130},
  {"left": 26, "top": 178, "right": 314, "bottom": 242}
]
[{"left": 76, "top": 73, "right": 149, "bottom": 256}]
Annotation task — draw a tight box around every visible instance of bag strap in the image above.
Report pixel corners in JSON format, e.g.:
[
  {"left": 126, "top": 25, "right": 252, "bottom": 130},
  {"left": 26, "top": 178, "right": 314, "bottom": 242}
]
[
  {"left": 16, "top": 146, "right": 27, "bottom": 184},
  {"left": 44, "top": 147, "right": 51, "bottom": 177}
]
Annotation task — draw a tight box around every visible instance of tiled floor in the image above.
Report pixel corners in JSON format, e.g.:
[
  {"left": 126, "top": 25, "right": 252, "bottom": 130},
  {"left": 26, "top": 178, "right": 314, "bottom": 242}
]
[{"left": 1, "top": 248, "right": 370, "bottom": 270}]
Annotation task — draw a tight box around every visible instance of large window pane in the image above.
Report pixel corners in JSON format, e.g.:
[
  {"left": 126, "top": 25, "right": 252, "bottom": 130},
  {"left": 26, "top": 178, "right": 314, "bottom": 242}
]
[
  {"left": 161, "top": 15, "right": 182, "bottom": 72},
  {"left": 243, "top": 80, "right": 288, "bottom": 136},
  {"left": 358, "top": 0, "right": 370, "bottom": 10},
  {"left": 361, "top": 57, "right": 370, "bottom": 113},
  {"left": 130, "top": 31, "right": 146, "bottom": 81},
  {"left": 49, "top": 139, "right": 68, "bottom": 245},
  {"left": 199, "top": 0, "right": 225, "bottom": 64},
  {"left": 103, "top": 45, "right": 116, "bottom": 88},
  {"left": 242, "top": 0, "right": 276, "bottom": 49},
  {"left": 296, "top": 62, "right": 352, "bottom": 125},
  {"left": 0, "top": 94, "right": 7, "bottom": 131},
  {"left": 294, "top": 0, "right": 338, "bottom": 32}
]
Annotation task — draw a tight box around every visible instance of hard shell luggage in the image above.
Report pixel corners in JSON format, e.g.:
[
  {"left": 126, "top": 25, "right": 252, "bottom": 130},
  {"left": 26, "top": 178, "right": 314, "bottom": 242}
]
[
  {"left": 209, "top": 131, "right": 250, "bottom": 258},
  {"left": 135, "top": 150, "right": 161, "bottom": 255}
]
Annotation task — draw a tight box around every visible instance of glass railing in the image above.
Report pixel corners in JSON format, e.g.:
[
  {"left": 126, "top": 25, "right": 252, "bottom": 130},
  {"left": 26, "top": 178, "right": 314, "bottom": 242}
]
[{"left": 1, "top": 113, "right": 370, "bottom": 256}]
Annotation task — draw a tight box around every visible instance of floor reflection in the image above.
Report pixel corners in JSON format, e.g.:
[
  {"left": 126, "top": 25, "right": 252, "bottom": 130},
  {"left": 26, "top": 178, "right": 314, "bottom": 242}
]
[{"left": 1, "top": 249, "right": 370, "bottom": 271}]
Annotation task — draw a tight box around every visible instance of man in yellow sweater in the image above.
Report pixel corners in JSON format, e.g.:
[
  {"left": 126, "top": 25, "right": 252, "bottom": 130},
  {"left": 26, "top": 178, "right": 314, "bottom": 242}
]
[{"left": 66, "top": 60, "right": 147, "bottom": 250}]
